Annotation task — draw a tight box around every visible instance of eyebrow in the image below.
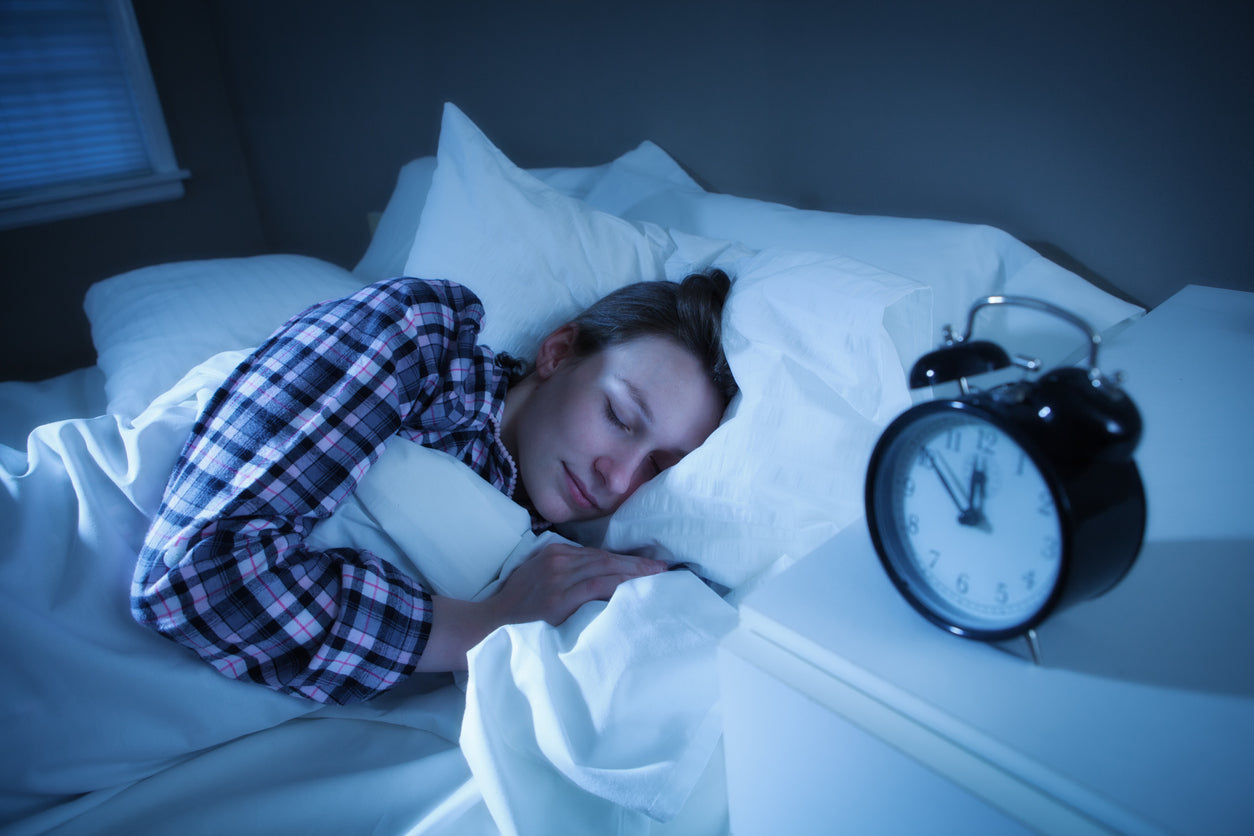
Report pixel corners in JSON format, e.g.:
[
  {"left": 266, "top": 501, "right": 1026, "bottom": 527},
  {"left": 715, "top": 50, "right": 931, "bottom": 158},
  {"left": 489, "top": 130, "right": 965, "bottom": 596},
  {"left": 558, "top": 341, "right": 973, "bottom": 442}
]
[{"left": 619, "top": 377, "right": 655, "bottom": 425}]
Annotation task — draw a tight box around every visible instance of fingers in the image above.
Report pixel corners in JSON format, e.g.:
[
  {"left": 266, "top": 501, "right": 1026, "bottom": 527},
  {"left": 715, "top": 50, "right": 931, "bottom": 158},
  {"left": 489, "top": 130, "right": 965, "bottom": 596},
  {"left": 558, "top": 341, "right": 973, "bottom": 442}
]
[
  {"left": 534, "top": 544, "right": 667, "bottom": 621},
  {"left": 490, "top": 543, "right": 668, "bottom": 628},
  {"left": 563, "top": 570, "right": 655, "bottom": 609},
  {"left": 541, "top": 543, "right": 667, "bottom": 591}
]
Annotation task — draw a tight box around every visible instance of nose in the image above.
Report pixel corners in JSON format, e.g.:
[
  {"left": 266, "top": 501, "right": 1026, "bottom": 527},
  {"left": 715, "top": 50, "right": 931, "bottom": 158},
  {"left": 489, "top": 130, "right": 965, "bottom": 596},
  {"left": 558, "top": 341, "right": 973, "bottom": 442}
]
[{"left": 595, "top": 445, "right": 649, "bottom": 500}]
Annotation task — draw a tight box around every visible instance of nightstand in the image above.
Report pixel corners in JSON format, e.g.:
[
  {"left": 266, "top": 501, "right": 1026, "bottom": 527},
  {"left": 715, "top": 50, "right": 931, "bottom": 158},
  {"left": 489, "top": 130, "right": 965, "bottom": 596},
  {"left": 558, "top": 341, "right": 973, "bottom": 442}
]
[{"left": 718, "top": 285, "right": 1254, "bottom": 835}]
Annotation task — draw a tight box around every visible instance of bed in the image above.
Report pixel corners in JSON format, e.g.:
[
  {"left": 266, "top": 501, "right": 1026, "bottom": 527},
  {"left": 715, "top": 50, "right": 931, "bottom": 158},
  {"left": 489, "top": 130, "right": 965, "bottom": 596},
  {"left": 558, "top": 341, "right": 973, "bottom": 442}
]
[{"left": 0, "top": 103, "right": 1144, "bottom": 835}]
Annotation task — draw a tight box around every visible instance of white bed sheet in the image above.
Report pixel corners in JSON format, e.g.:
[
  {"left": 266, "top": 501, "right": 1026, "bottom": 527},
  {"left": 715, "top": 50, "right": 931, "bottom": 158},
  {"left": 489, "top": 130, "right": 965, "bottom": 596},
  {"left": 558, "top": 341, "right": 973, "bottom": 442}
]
[
  {"left": 1, "top": 354, "right": 325, "bottom": 827},
  {"left": 0, "top": 367, "right": 107, "bottom": 451}
]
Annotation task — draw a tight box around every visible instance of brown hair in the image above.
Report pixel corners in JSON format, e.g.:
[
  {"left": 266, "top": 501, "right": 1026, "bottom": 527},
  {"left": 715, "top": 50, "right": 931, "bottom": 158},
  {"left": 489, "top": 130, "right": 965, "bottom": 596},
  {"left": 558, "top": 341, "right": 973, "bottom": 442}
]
[{"left": 567, "top": 270, "right": 738, "bottom": 405}]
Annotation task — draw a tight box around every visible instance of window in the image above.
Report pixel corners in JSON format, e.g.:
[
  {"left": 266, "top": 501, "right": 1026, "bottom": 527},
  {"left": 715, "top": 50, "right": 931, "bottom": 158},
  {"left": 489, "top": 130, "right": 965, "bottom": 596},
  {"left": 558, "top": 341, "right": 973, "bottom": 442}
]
[{"left": 0, "top": 0, "right": 188, "bottom": 230}]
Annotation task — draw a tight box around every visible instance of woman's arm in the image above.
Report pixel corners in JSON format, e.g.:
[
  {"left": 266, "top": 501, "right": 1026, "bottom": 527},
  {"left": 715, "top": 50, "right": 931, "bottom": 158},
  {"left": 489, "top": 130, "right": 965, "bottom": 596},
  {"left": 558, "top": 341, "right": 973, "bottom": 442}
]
[{"left": 133, "top": 279, "right": 507, "bottom": 704}]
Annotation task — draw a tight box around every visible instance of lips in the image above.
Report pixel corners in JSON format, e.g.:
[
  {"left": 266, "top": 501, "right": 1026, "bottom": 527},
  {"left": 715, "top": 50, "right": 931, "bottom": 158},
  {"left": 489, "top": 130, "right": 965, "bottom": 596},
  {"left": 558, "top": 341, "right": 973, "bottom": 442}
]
[{"left": 564, "top": 464, "right": 600, "bottom": 512}]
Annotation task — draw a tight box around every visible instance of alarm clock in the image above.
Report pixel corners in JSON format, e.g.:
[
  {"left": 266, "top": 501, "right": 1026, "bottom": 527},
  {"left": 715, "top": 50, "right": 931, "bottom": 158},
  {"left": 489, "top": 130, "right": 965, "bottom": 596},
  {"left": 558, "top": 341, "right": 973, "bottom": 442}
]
[{"left": 865, "top": 296, "right": 1147, "bottom": 642}]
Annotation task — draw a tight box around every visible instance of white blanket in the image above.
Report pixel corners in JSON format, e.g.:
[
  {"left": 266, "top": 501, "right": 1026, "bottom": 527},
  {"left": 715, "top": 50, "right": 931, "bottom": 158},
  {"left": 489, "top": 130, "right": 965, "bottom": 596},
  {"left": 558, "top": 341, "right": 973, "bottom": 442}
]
[
  {"left": 1, "top": 351, "right": 734, "bottom": 834},
  {"left": 463, "top": 571, "right": 736, "bottom": 835},
  {"left": 1, "top": 354, "right": 328, "bottom": 826}
]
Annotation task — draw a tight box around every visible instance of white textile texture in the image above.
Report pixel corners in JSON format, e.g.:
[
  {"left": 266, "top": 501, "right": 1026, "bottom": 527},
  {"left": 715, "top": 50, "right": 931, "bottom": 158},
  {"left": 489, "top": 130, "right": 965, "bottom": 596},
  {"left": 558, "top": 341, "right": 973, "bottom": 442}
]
[{"left": 462, "top": 569, "right": 737, "bottom": 834}]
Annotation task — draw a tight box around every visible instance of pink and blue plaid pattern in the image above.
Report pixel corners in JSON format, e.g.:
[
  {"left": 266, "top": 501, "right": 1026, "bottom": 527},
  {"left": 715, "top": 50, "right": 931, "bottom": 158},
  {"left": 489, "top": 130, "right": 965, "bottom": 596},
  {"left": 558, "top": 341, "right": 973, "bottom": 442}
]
[{"left": 133, "top": 279, "right": 515, "bottom": 704}]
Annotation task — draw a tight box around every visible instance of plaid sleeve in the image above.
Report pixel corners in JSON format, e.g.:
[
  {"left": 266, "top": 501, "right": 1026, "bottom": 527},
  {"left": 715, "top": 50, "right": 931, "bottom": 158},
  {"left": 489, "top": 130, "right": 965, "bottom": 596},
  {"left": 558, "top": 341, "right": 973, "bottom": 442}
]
[{"left": 132, "top": 278, "right": 505, "bottom": 704}]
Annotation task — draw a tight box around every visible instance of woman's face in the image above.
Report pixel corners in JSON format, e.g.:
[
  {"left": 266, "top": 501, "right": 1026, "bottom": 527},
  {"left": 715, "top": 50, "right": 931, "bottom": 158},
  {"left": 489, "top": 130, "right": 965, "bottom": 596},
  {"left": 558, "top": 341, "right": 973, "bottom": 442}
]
[{"left": 505, "top": 327, "right": 724, "bottom": 524}]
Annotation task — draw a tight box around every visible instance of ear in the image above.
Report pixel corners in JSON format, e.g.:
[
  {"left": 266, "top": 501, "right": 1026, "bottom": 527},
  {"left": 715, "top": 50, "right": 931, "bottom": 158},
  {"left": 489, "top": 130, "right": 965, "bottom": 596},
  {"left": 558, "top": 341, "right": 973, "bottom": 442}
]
[{"left": 533, "top": 323, "right": 579, "bottom": 379}]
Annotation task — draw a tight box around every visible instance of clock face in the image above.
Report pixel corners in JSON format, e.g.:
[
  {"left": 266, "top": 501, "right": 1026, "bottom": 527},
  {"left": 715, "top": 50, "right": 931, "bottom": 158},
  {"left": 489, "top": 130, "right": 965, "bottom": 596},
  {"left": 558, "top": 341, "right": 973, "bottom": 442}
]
[{"left": 868, "top": 406, "right": 1065, "bottom": 637}]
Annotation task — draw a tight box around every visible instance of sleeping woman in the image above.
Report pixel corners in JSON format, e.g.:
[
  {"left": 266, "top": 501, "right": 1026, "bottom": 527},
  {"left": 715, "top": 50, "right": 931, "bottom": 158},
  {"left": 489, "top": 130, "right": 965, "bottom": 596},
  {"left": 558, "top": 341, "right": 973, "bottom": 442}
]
[{"left": 131, "top": 272, "right": 738, "bottom": 704}]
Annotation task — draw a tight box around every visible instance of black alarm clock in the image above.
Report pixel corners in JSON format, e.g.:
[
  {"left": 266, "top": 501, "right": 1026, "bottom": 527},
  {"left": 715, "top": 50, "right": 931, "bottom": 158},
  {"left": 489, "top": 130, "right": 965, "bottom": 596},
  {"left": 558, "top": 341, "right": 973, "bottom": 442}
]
[{"left": 865, "top": 296, "right": 1147, "bottom": 643}]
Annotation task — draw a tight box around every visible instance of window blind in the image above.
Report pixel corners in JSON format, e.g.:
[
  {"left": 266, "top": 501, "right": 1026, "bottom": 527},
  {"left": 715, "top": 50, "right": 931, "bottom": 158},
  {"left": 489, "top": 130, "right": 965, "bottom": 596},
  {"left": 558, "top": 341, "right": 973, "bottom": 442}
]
[{"left": 0, "top": 0, "right": 187, "bottom": 228}]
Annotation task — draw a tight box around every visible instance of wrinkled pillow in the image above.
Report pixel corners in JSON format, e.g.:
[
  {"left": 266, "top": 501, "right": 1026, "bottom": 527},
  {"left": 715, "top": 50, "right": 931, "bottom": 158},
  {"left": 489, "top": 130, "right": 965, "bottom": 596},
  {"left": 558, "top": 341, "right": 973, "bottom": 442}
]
[
  {"left": 614, "top": 179, "right": 1144, "bottom": 367},
  {"left": 356, "top": 141, "right": 700, "bottom": 285},
  {"left": 85, "top": 255, "right": 364, "bottom": 419},
  {"left": 404, "top": 106, "right": 677, "bottom": 362}
]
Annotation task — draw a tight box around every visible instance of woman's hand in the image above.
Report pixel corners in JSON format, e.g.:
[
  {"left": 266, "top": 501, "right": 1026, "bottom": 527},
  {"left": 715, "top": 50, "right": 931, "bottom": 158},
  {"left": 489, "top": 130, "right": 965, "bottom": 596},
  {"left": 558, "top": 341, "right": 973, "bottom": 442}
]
[
  {"left": 486, "top": 542, "right": 668, "bottom": 627},
  {"left": 413, "top": 543, "right": 667, "bottom": 672}
]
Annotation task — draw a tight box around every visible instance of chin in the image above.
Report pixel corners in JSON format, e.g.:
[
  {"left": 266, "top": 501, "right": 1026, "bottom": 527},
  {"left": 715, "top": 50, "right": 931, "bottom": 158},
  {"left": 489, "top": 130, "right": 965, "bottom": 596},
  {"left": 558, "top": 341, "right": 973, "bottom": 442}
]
[
  {"left": 526, "top": 488, "right": 574, "bottom": 526},
  {"left": 550, "top": 502, "right": 594, "bottom": 526},
  {"left": 537, "top": 506, "right": 572, "bottom": 526},
  {"left": 543, "top": 498, "right": 603, "bottom": 526}
]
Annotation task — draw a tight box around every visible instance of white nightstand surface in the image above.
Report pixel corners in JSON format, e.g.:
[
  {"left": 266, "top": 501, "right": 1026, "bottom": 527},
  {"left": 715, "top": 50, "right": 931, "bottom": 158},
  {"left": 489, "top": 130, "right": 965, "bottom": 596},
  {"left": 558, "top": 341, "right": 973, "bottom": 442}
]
[{"left": 723, "top": 285, "right": 1254, "bottom": 835}]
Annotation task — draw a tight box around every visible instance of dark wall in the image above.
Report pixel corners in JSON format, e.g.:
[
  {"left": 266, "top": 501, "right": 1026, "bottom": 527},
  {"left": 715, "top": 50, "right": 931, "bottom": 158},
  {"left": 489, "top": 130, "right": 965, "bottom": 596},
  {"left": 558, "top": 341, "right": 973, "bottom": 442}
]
[
  {"left": 3, "top": 0, "right": 1251, "bottom": 382},
  {"left": 209, "top": 0, "right": 1252, "bottom": 311}
]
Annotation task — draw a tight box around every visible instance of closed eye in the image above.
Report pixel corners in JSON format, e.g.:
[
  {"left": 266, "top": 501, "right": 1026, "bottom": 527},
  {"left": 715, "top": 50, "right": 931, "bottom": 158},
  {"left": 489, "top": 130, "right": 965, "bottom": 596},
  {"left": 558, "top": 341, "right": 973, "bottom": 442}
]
[
  {"left": 607, "top": 398, "right": 667, "bottom": 478},
  {"left": 605, "top": 399, "right": 630, "bottom": 432}
]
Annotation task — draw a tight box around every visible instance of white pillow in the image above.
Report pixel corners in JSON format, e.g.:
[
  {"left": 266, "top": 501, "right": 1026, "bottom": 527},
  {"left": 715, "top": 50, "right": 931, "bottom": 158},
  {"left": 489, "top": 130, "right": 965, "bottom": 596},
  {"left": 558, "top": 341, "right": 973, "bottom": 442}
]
[
  {"left": 84, "top": 255, "right": 365, "bottom": 419},
  {"left": 404, "top": 103, "right": 930, "bottom": 589},
  {"left": 352, "top": 156, "right": 440, "bottom": 284},
  {"left": 355, "top": 141, "right": 701, "bottom": 285},
  {"left": 616, "top": 182, "right": 1145, "bottom": 368},
  {"left": 354, "top": 157, "right": 610, "bottom": 285},
  {"left": 404, "top": 104, "right": 679, "bottom": 361},
  {"left": 573, "top": 138, "right": 702, "bottom": 216}
]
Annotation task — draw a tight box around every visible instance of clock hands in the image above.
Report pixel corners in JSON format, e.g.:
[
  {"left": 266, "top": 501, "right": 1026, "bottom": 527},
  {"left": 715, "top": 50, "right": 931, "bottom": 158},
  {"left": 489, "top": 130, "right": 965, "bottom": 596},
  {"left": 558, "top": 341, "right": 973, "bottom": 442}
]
[
  {"left": 923, "top": 447, "right": 990, "bottom": 531},
  {"left": 960, "top": 458, "right": 991, "bottom": 531},
  {"left": 922, "top": 447, "right": 966, "bottom": 513}
]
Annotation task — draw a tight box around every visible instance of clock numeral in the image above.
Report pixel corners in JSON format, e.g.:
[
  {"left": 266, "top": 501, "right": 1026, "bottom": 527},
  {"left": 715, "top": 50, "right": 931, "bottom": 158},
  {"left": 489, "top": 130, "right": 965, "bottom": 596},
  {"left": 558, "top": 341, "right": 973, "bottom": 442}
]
[
  {"left": 903, "top": 476, "right": 916, "bottom": 498},
  {"left": 955, "top": 573, "right": 970, "bottom": 595},
  {"left": 995, "top": 582, "right": 1009, "bottom": 605},
  {"left": 1041, "top": 536, "right": 1059, "bottom": 560},
  {"left": 928, "top": 549, "right": 941, "bottom": 569},
  {"left": 906, "top": 514, "right": 920, "bottom": 536},
  {"left": 1038, "top": 490, "right": 1054, "bottom": 516},
  {"left": 944, "top": 429, "right": 962, "bottom": 452},
  {"left": 1022, "top": 571, "right": 1036, "bottom": 591},
  {"left": 976, "top": 429, "right": 997, "bottom": 454}
]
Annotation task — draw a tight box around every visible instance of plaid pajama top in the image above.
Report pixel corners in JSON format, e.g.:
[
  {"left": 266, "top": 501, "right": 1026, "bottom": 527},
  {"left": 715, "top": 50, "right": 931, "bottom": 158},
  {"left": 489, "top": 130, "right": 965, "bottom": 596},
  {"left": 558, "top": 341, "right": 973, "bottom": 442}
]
[{"left": 132, "top": 278, "right": 517, "bottom": 704}]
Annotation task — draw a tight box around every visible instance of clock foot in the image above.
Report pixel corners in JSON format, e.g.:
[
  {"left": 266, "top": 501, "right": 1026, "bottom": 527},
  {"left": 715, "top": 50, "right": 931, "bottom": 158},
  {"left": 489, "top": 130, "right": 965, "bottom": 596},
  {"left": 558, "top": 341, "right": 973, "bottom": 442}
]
[{"left": 991, "top": 628, "right": 1043, "bottom": 666}]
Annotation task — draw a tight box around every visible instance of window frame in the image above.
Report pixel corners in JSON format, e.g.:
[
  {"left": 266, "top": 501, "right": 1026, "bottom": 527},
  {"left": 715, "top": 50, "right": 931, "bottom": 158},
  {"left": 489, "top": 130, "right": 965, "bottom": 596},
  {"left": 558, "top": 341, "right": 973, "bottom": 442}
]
[{"left": 0, "top": 0, "right": 189, "bottom": 231}]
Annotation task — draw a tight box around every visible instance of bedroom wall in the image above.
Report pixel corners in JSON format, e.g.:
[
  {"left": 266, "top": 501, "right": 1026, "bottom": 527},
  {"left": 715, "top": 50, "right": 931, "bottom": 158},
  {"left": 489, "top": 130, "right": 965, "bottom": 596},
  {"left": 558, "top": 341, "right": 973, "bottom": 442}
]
[
  {"left": 206, "top": 0, "right": 1250, "bottom": 310},
  {"left": 2, "top": 0, "right": 1249, "bottom": 382}
]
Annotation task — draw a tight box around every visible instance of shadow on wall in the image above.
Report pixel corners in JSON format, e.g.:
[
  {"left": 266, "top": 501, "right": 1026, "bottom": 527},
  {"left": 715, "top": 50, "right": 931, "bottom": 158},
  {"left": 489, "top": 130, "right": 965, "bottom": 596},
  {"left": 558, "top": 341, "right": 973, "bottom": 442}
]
[{"left": 1026, "top": 242, "right": 1145, "bottom": 309}]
